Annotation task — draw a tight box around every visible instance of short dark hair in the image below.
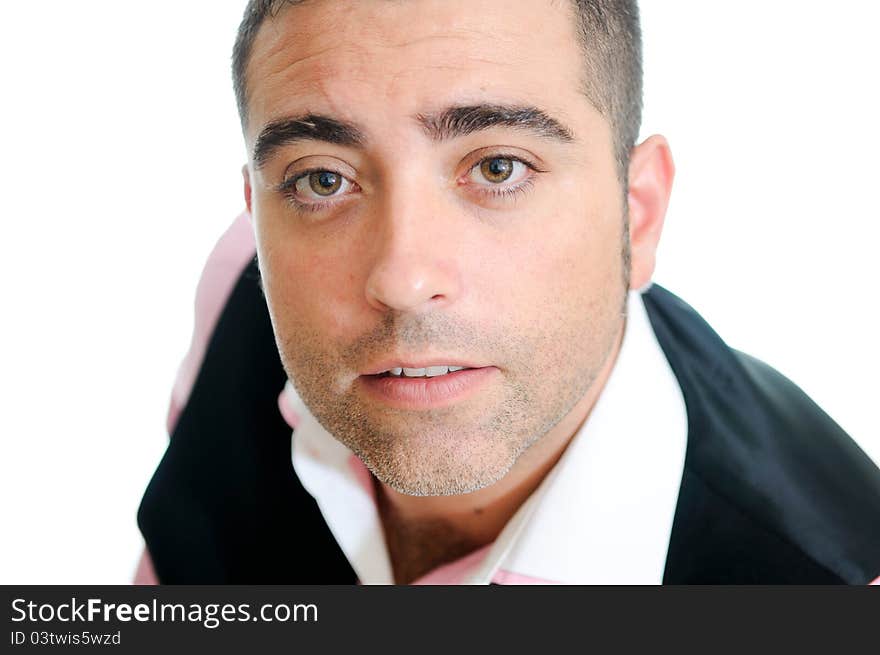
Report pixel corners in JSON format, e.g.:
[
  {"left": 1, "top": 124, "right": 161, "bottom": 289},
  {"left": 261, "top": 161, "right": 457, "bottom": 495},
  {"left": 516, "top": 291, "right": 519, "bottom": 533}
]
[{"left": 232, "top": 0, "right": 642, "bottom": 179}]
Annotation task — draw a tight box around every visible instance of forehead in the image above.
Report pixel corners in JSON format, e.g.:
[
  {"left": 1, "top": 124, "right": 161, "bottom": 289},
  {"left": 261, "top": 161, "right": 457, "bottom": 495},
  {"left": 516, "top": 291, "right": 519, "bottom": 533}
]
[{"left": 244, "top": 0, "right": 589, "bottom": 143}]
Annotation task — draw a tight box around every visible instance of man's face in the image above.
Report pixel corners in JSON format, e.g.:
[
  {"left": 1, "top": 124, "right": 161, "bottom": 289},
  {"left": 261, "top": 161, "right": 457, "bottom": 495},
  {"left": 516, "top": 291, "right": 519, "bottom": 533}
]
[{"left": 244, "top": 0, "right": 629, "bottom": 496}]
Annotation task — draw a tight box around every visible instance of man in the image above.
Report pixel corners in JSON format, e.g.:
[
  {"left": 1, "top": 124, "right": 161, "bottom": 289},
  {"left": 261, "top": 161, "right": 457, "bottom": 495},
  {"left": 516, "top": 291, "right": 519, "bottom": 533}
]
[{"left": 137, "top": 0, "right": 880, "bottom": 584}]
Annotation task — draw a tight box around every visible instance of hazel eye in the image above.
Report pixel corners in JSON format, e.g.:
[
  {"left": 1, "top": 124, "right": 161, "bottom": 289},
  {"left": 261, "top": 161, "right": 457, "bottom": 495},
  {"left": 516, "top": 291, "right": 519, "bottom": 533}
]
[
  {"left": 469, "top": 157, "right": 528, "bottom": 185},
  {"left": 481, "top": 158, "right": 513, "bottom": 182},
  {"left": 294, "top": 170, "right": 350, "bottom": 198}
]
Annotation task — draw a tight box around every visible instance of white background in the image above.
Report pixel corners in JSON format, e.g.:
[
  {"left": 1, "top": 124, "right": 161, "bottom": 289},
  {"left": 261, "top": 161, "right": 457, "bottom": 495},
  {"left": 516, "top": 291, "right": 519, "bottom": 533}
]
[{"left": 0, "top": 1, "right": 877, "bottom": 584}]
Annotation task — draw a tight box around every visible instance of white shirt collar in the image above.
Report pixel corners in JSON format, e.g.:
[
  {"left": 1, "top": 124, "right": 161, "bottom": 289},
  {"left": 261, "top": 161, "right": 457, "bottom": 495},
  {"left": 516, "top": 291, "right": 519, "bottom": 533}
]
[{"left": 285, "top": 288, "right": 688, "bottom": 584}]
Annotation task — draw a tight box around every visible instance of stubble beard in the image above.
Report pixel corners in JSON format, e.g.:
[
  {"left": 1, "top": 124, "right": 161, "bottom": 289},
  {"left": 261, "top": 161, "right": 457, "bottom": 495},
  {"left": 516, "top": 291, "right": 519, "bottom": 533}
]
[{"left": 283, "top": 341, "right": 610, "bottom": 497}]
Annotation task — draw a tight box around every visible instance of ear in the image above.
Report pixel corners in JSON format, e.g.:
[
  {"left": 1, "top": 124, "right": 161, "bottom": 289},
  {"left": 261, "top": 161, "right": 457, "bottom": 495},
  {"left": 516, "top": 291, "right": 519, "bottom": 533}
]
[
  {"left": 625, "top": 134, "right": 675, "bottom": 290},
  {"left": 242, "top": 164, "right": 253, "bottom": 218}
]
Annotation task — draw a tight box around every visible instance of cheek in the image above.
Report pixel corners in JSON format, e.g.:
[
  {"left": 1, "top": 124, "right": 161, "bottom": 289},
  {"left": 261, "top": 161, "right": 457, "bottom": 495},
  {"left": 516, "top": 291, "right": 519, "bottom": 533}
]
[
  {"left": 258, "top": 229, "right": 365, "bottom": 341},
  {"left": 486, "top": 202, "right": 622, "bottom": 312},
  {"left": 475, "top": 195, "right": 625, "bottom": 375}
]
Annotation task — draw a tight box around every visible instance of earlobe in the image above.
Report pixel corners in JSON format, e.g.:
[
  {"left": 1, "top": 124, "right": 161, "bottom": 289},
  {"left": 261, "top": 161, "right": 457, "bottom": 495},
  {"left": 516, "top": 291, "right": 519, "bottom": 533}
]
[
  {"left": 625, "top": 135, "right": 675, "bottom": 290},
  {"left": 242, "top": 164, "right": 253, "bottom": 217}
]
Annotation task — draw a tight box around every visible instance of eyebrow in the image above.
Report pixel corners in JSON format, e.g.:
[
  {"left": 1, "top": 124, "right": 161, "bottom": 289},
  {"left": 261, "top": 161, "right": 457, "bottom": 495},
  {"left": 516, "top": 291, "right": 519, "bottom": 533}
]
[
  {"left": 417, "top": 104, "right": 575, "bottom": 144},
  {"left": 253, "top": 115, "right": 366, "bottom": 168},
  {"left": 252, "top": 103, "right": 574, "bottom": 169}
]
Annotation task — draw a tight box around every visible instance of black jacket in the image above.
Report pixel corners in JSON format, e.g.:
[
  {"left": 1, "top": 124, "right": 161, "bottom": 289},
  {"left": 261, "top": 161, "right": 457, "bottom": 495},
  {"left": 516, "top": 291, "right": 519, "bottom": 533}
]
[{"left": 138, "top": 259, "right": 880, "bottom": 583}]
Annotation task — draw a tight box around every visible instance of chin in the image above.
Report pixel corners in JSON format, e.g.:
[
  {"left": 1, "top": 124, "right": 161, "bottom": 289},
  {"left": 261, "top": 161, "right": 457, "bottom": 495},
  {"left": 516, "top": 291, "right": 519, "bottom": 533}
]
[{"left": 351, "top": 430, "right": 519, "bottom": 497}]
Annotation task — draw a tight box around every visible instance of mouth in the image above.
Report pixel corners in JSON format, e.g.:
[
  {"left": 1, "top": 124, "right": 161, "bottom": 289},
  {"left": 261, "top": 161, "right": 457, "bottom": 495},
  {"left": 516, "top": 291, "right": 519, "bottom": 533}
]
[{"left": 358, "top": 364, "right": 498, "bottom": 409}]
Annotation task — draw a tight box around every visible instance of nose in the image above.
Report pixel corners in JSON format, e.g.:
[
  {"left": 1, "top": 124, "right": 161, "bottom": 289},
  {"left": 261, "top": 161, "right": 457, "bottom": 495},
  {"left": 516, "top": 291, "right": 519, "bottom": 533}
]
[{"left": 364, "top": 193, "right": 462, "bottom": 313}]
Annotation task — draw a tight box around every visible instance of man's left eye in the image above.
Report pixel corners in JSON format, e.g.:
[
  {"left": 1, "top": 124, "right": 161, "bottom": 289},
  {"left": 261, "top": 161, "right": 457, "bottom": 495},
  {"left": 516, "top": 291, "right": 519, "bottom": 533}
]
[
  {"left": 469, "top": 157, "right": 529, "bottom": 185},
  {"left": 293, "top": 170, "right": 354, "bottom": 199}
]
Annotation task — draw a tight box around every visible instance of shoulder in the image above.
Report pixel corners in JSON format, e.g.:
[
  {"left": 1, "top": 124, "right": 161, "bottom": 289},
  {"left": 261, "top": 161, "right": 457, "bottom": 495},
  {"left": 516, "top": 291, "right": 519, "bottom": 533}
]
[
  {"left": 167, "top": 212, "right": 257, "bottom": 433},
  {"left": 642, "top": 285, "right": 880, "bottom": 584}
]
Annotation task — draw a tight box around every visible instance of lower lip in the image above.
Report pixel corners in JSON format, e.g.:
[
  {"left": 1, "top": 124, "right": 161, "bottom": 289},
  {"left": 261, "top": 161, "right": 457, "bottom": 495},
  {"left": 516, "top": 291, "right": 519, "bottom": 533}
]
[{"left": 358, "top": 367, "right": 498, "bottom": 410}]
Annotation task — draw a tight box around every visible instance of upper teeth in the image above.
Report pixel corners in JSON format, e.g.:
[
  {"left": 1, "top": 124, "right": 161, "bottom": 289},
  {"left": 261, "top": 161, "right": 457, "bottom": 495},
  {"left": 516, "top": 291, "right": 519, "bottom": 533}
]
[{"left": 386, "top": 366, "right": 468, "bottom": 377}]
